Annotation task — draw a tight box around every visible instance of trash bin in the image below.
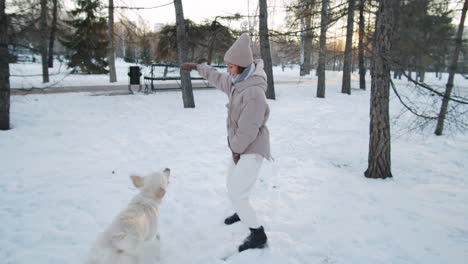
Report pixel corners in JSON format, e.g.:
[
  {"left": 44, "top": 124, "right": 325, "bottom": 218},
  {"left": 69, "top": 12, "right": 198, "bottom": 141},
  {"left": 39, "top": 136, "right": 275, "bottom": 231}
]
[{"left": 128, "top": 66, "right": 142, "bottom": 93}]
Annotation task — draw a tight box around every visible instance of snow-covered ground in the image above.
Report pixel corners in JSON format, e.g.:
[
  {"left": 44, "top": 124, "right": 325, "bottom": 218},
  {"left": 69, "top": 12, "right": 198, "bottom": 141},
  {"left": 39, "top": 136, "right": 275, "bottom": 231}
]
[
  {"left": 10, "top": 59, "right": 307, "bottom": 89},
  {"left": 9, "top": 58, "right": 467, "bottom": 90},
  {"left": 10, "top": 58, "right": 139, "bottom": 89},
  {"left": 1, "top": 62, "right": 468, "bottom": 264}
]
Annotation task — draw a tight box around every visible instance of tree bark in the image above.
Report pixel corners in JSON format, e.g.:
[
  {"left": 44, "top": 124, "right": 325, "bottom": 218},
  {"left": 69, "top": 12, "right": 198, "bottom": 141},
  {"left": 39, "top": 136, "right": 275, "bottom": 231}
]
[
  {"left": 48, "top": 0, "right": 58, "bottom": 68},
  {"left": 174, "top": 0, "right": 195, "bottom": 108},
  {"left": 0, "top": 0, "right": 10, "bottom": 130},
  {"left": 341, "top": 0, "right": 355, "bottom": 95},
  {"left": 434, "top": 0, "right": 467, "bottom": 135},
  {"left": 40, "top": 0, "right": 49, "bottom": 83},
  {"left": 300, "top": 13, "right": 305, "bottom": 75},
  {"left": 107, "top": 0, "right": 117, "bottom": 82},
  {"left": 300, "top": 1, "right": 312, "bottom": 76},
  {"left": 358, "top": 0, "right": 366, "bottom": 90},
  {"left": 365, "top": 0, "right": 397, "bottom": 179},
  {"left": 304, "top": 8, "right": 312, "bottom": 76},
  {"left": 259, "top": 0, "right": 276, "bottom": 99},
  {"left": 207, "top": 29, "right": 216, "bottom": 65},
  {"left": 419, "top": 70, "right": 425, "bottom": 82},
  {"left": 316, "top": 0, "right": 328, "bottom": 98}
]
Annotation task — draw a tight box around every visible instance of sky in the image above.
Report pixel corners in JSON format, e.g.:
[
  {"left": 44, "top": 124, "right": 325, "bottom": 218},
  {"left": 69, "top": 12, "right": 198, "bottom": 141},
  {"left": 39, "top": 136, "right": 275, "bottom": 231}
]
[
  {"left": 7, "top": 0, "right": 465, "bottom": 39},
  {"left": 109, "top": 0, "right": 288, "bottom": 31}
]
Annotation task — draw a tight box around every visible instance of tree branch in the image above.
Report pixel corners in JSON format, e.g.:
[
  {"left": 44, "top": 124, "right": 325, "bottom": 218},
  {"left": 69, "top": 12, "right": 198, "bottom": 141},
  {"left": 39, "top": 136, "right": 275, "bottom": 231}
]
[
  {"left": 106, "top": 1, "right": 173, "bottom": 10},
  {"left": 389, "top": 79, "right": 438, "bottom": 120}
]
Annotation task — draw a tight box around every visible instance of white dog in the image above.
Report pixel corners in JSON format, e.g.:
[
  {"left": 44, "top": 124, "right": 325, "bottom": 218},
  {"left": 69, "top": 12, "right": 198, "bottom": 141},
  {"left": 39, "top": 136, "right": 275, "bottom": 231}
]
[{"left": 88, "top": 168, "right": 170, "bottom": 264}]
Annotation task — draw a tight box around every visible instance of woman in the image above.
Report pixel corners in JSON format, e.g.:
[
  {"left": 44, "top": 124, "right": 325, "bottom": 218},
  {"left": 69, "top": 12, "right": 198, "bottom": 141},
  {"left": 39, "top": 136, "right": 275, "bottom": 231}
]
[{"left": 181, "top": 33, "right": 271, "bottom": 252}]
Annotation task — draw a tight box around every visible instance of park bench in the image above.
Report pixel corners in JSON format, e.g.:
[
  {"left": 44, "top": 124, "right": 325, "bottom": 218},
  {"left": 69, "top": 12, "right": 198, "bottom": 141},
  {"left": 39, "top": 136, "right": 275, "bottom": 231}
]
[{"left": 139, "top": 63, "right": 227, "bottom": 93}]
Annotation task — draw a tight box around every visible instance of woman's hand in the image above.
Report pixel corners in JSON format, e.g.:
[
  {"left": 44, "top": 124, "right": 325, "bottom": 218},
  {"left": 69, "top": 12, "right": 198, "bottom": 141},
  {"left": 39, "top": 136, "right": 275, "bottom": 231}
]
[
  {"left": 232, "top": 152, "right": 240, "bottom": 165},
  {"left": 181, "top": 63, "right": 197, "bottom": 72}
]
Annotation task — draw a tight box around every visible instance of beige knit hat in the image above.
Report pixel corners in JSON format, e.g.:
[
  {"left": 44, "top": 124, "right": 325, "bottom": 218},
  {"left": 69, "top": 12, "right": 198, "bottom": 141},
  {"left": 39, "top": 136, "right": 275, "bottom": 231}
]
[{"left": 224, "top": 33, "right": 253, "bottom": 67}]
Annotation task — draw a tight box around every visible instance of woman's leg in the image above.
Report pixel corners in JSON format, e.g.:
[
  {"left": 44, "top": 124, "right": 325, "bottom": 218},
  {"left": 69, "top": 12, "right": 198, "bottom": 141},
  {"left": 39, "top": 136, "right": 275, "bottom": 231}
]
[{"left": 226, "top": 154, "right": 263, "bottom": 228}]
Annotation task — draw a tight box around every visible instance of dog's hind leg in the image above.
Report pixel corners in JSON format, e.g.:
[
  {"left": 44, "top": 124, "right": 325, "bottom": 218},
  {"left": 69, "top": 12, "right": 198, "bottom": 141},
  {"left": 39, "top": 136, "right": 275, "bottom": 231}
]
[{"left": 112, "top": 232, "right": 139, "bottom": 255}]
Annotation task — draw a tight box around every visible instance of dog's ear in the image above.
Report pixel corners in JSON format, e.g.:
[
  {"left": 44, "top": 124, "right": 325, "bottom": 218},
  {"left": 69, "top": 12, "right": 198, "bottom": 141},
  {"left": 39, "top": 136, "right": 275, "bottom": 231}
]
[
  {"left": 163, "top": 168, "right": 171, "bottom": 178},
  {"left": 155, "top": 186, "right": 166, "bottom": 200},
  {"left": 130, "top": 175, "right": 144, "bottom": 189}
]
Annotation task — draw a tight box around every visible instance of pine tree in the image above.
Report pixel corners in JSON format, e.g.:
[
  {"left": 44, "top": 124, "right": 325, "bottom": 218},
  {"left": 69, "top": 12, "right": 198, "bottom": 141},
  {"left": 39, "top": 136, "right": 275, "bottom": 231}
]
[
  {"left": 107, "top": 0, "right": 117, "bottom": 82},
  {"left": 40, "top": 0, "right": 49, "bottom": 82},
  {"left": 316, "top": 0, "right": 328, "bottom": 98},
  {"left": 60, "top": 0, "right": 109, "bottom": 74},
  {"left": 341, "top": 0, "right": 355, "bottom": 95},
  {"left": 124, "top": 40, "right": 137, "bottom": 63},
  {"left": 391, "top": 0, "right": 454, "bottom": 79},
  {"left": 365, "top": 0, "right": 397, "bottom": 179},
  {"left": 0, "top": 0, "right": 10, "bottom": 130},
  {"left": 139, "top": 34, "right": 152, "bottom": 65},
  {"left": 358, "top": 0, "right": 366, "bottom": 90}
]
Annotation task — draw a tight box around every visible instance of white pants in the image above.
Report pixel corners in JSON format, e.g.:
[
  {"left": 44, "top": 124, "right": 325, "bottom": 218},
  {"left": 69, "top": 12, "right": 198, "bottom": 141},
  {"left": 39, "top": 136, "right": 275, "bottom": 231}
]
[{"left": 226, "top": 153, "right": 263, "bottom": 229}]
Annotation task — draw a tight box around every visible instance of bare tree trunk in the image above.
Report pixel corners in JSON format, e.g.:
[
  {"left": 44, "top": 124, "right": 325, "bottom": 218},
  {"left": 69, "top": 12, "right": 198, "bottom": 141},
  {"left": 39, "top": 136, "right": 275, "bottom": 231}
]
[
  {"left": 0, "top": 0, "right": 10, "bottom": 130},
  {"left": 207, "top": 30, "right": 216, "bottom": 65},
  {"left": 332, "top": 54, "right": 336, "bottom": 71},
  {"left": 300, "top": 13, "right": 305, "bottom": 75},
  {"left": 107, "top": 0, "right": 117, "bottom": 82},
  {"left": 174, "top": 0, "right": 195, "bottom": 108},
  {"left": 304, "top": 3, "right": 313, "bottom": 76},
  {"left": 259, "top": 0, "right": 276, "bottom": 99},
  {"left": 332, "top": 44, "right": 338, "bottom": 71},
  {"left": 207, "top": 21, "right": 218, "bottom": 65},
  {"left": 435, "top": 0, "right": 467, "bottom": 135},
  {"left": 416, "top": 56, "right": 425, "bottom": 82},
  {"left": 190, "top": 46, "right": 195, "bottom": 62},
  {"left": 358, "top": 0, "right": 366, "bottom": 90},
  {"left": 300, "top": 1, "right": 312, "bottom": 76},
  {"left": 365, "top": 0, "right": 397, "bottom": 179},
  {"left": 40, "top": 0, "right": 49, "bottom": 83},
  {"left": 316, "top": 0, "right": 328, "bottom": 98},
  {"left": 342, "top": 0, "right": 355, "bottom": 95},
  {"left": 48, "top": 0, "right": 58, "bottom": 68}
]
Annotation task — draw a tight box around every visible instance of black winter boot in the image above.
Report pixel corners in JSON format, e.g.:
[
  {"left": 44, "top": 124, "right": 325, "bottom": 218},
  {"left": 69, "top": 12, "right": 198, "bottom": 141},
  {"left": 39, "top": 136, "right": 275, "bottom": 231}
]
[
  {"left": 238, "top": 226, "right": 268, "bottom": 252},
  {"left": 224, "top": 213, "right": 241, "bottom": 225}
]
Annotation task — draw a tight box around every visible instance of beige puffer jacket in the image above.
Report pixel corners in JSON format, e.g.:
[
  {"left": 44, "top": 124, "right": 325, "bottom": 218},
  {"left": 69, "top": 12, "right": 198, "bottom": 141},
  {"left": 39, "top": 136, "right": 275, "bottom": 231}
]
[{"left": 197, "top": 59, "right": 271, "bottom": 160}]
